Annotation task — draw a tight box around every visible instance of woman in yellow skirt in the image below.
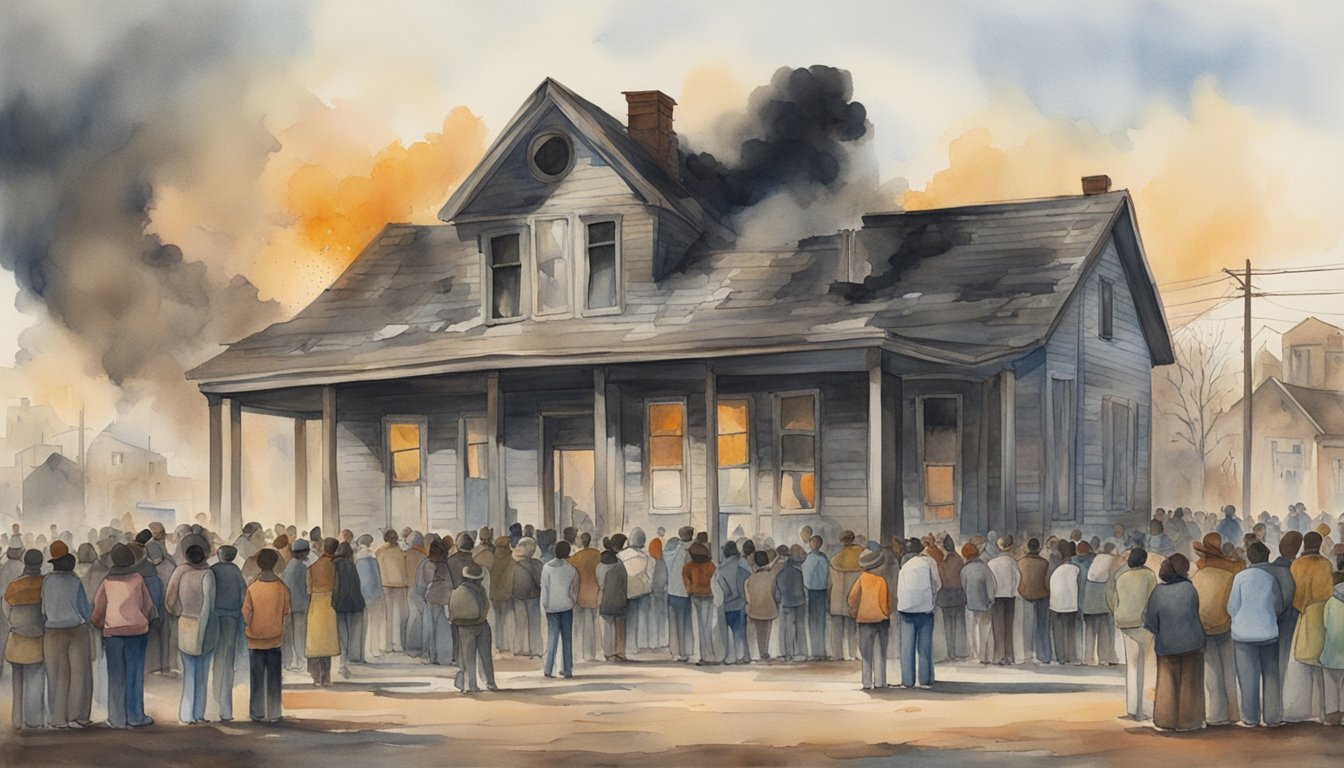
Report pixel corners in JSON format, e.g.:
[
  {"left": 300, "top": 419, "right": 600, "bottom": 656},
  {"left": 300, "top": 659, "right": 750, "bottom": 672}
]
[{"left": 305, "top": 538, "right": 340, "bottom": 686}]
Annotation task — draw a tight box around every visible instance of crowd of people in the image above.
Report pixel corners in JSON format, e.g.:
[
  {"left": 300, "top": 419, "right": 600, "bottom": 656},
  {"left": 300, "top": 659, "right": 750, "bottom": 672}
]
[{"left": 3, "top": 501, "right": 1344, "bottom": 733}]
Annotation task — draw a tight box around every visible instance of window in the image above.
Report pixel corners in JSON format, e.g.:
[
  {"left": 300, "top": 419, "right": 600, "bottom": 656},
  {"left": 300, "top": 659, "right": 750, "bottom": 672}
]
[
  {"left": 585, "top": 219, "right": 620, "bottom": 311},
  {"left": 464, "top": 417, "right": 488, "bottom": 480},
  {"left": 717, "top": 399, "right": 752, "bottom": 508},
  {"left": 487, "top": 233, "right": 523, "bottom": 320},
  {"left": 1102, "top": 397, "right": 1133, "bottom": 510},
  {"left": 919, "top": 396, "right": 960, "bottom": 521},
  {"left": 528, "top": 132, "right": 574, "bottom": 182},
  {"left": 388, "top": 422, "right": 423, "bottom": 484},
  {"left": 776, "top": 393, "right": 818, "bottom": 511},
  {"left": 1049, "top": 377, "right": 1076, "bottom": 521},
  {"left": 1098, "top": 279, "right": 1114, "bottom": 340},
  {"left": 462, "top": 416, "right": 489, "bottom": 531},
  {"left": 111, "top": 452, "right": 124, "bottom": 466},
  {"left": 648, "top": 401, "right": 686, "bottom": 510},
  {"left": 533, "top": 218, "right": 571, "bottom": 315}
]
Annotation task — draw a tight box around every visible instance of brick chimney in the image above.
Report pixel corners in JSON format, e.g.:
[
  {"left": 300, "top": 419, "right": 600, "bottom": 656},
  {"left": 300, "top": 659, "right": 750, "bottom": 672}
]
[
  {"left": 1081, "top": 175, "right": 1112, "bottom": 196},
  {"left": 623, "top": 90, "right": 678, "bottom": 178}
]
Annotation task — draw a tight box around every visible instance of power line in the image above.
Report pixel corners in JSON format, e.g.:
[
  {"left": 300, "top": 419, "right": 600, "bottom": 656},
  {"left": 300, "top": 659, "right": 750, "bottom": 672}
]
[
  {"left": 1158, "top": 275, "right": 1234, "bottom": 292},
  {"left": 1164, "top": 291, "right": 1237, "bottom": 309},
  {"left": 1254, "top": 290, "right": 1344, "bottom": 298},
  {"left": 1157, "top": 272, "right": 1228, "bottom": 288}
]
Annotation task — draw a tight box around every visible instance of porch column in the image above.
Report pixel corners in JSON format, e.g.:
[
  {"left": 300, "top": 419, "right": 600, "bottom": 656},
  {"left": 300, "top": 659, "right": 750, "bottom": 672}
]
[
  {"left": 320, "top": 386, "right": 340, "bottom": 535},
  {"left": 207, "top": 394, "right": 223, "bottom": 531},
  {"left": 486, "top": 372, "right": 504, "bottom": 534},
  {"left": 592, "top": 367, "right": 609, "bottom": 536},
  {"left": 294, "top": 418, "right": 308, "bottom": 529},
  {"left": 229, "top": 398, "right": 243, "bottom": 536},
  {"left": 705, "top": 364, "right": 720, "bottom": 552},
  {"left": 867, "top": 355, "right": 883, "bottom": 544}
]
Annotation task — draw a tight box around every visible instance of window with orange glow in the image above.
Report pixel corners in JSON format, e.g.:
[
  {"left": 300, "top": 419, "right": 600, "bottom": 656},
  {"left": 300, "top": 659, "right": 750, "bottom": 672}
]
[
  {"left": 717, "top": 399, "right": 752, "bottom": 508},
  {"left": 648, "top": 401, "right": 686, "bottom": 510},
  {"left": 776, "top": 393, "right": 817, "bottom": 511},
  {"left": 920, "top": 396, "right": 959, "bottom": 522},
  {"left": 388, "top": 422, "right": 422, "bottom": 484}
]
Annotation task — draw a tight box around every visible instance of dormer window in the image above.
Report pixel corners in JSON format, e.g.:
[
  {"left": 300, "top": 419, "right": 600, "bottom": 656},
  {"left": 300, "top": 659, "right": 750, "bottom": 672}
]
[
  {"left": 487, "top": 232, "right": 524, "bottom": 320},
  {"left": 528, "top": 132, "right": 574, "bottom": 182},
  {"left": 483, "top": 215, "right": 623, "bottom": 324},
  {"left": 584, "top": 218, "right": 621, "bottom": 312}
]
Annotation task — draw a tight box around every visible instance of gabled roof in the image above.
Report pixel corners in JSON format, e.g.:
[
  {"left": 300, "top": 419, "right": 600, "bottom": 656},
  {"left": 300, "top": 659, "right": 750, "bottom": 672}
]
[
  {"left": 1283, "top": 316, "right": 1344, "bottom": 346},
  {"left": 1275, "top": 379, "right": 1344, "bottom": 435},
  {"left": 188, "top": 190, "right": 1173, "bottom": 392},
  {"left": 438, "top": 78, "right": 728, "bottom": 238}
]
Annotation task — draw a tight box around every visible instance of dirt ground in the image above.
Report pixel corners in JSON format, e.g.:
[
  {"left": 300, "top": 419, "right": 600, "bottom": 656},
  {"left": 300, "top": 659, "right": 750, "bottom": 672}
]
[{"left": 2, "top": 650, "right": 1338, "bottom": 768}]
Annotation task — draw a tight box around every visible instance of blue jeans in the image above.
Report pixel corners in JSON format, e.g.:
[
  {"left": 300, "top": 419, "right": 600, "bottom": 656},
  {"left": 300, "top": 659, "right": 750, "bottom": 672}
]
[
  {"left": 544, "top": 610, "right": 573, "bottom": 677},
  {"left": 667, "top": 595, "right": 692, "bottom": 660},
  {"left": 179, "top": 651, "right": 212, "bottom": 723},
  {"left": 898, "top": 611, "right": 935, "bottom": 687},
  {"left": 1234, "top": 639, "right": 1282, "bottom": 726},
  {"left": 104, "top": 634, "right": 149, "bottom": 727},
  {"left": 723, "top": 609, "right": 748, "bottom": 663},
  {"left": 806, "top": 589, "right": 828, "bottom": 658}
]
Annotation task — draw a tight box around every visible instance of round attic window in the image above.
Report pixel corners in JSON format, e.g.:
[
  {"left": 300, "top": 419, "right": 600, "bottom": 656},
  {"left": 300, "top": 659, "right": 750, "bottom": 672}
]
[{"left": 528, "top": 132, "right": 574, "bottom": 182}]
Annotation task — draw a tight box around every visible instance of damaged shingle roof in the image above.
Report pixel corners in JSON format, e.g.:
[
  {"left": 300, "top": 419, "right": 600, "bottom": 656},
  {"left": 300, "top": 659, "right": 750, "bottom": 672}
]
[{"left": 189, "top": 191, "right": 1172, "bottom": 392}]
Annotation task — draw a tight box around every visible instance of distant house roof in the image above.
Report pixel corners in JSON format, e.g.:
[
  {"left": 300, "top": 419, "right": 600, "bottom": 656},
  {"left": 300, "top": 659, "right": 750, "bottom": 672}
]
[
  {"left": 189, "top": 189, "right": 1172, "bottom": 393},
  {"left": 1275, "top": 379, "right": 1344, "bottom": 435}
]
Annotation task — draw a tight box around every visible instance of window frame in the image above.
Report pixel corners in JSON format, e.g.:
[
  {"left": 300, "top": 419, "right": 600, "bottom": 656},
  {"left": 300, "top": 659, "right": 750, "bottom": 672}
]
[
  {"left": 645, "top": 398, "right": 690, "bottom": 514},
  {"left": 773, "top": 390, "right": 821, "bottom": 515},
  {"left": 1098, "top": 278, "right": 1114, "bottom": 341},
  {"left": 1101, "top": 396, "right": 1136, "bottom": 511},
  {"left": 384, "top": 416, "right": 428, "bottom": 488},
  {"left": 915, "top": 393, "right": 962, "bottom": 523},
  {"left": 526, "top": 131, "right": 576, "bottom": 183},
  {"left": 530, "top": 216, "right": 574, "bottom": 318},
  {"left": 461, "top": 414, "right": 489, "bottom": 483},
  {"left": 482, "top": 227, "right": 529, "bottom": 325},
  {"left": 715, "top": 397, "right": 754, "bottom": 512},
  {"left": 579, "top": 214, "right": 623, "bottom": 316}
]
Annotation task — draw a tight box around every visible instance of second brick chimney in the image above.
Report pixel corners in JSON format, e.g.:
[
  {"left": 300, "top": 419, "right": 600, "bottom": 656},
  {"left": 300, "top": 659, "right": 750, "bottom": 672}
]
[
  {"left": 1081, "top": 175, "right": 1112, "bottom": 196},
  {"left": 623, "top": 90, "right": 678, "bottom": 178}
]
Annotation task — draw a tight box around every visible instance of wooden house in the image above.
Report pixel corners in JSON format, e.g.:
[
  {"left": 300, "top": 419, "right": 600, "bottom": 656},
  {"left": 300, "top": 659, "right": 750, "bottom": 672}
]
[{"left": 189, "top": 79, "right": 1174, "bottom": 546}]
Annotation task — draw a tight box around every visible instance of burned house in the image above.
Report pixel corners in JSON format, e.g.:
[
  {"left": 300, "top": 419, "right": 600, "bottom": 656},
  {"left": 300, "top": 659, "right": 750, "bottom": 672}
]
[{"left": 188, "top": 79, "right": 1173, "bottom": 546}]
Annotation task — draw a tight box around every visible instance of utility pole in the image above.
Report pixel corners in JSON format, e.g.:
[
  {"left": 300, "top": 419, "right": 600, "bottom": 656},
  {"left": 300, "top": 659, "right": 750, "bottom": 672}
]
[{"left": 1223, "top": 261, "right": 1253, "bottom": 519}]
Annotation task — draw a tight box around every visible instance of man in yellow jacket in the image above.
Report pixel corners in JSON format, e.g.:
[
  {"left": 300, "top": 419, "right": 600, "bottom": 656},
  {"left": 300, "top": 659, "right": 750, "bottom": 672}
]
[
  {"left": 848, "top": 549, "right": 891, "bottom": 690},
  {"left": 1287, "top": 531, "right": 1333, "bottom": 722}
]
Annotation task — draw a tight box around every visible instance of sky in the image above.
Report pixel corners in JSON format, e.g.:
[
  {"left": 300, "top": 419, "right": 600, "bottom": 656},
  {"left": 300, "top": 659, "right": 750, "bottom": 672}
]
[{"left": 1, "top": 0, "right": 1343, "bottom": 471}]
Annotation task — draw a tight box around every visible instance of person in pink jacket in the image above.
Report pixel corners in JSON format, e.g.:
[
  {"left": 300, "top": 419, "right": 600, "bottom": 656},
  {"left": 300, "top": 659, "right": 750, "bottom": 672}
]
[{"left": 91, "top": 543, "right": 157, "bottom": 729}]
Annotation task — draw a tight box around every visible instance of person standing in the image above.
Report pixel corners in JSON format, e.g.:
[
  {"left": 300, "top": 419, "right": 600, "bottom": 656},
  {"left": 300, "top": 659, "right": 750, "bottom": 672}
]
[
  {"left": 663, "top": 528, "right": 693, "bottom": 662},
  {"left": 420, "top": 538, "right": 454, "bottom": 665},
  {"left": 1216, "top": 506, "right": 1245, "bottom": 551},
  {"left": 165, "top": 541, "right": 216, "bottom": 724},
  {"left": 450, "top": 563, "right": 496, "bottom": 694},
  {"left": 540, "top": 541, "right": 578, "bottom": 678},
  {"left": 511, "top": 537, "right": 543, "bottom": 658},
  {"left": 683, "top": 540, "right": 716, "bottom": 664},
  {"left": 332, "top": 542, "right": 366, "bottom": 675},
  {"left": 935, "top": 537, "right": 967, "bottom": 661},
  {"left": 597, "top": 548, "right": 628, "bottom": 661},
  {"left": 305, "top": 538, "right": 339, "bottom": 687},
  {"left": 1321, "top": 571, "right": 1344, "bottom": 724},
  {"left": 1109, "top": 547, "right": 1158, "bottom": 721},
  {"left": 91, "top": 543, "right": 156, "bottom": 729},
  {"left": 1287, "top": 530, "right": 1333, "bottom": 723},
  {"left": 774, "top": 545, "right": 807, "bottom": 661},
  {"left": 716, "top": 542, "right": 750, "bottom": 664},
  {"left": 242, "top": 549, "right": 290, "bottom": 722},
  {"left": 961, "top": 543, "right": 996, "bottom": 663},
  {"left": 353, "top": 534, "right": 383, "bottom": 658},
  {"left": 5, "top": 549, "right": 47, "bottom": 729},
  {"left": 281, "top": 538, "right": 310, "bottom": 673},
  {"left": 488, "top": 536, "right": 516, "bottom": 654},
  {"left": 649, "top": 536, "right": 669, "bottom": 651},
  {"left": 987, "top": 535, "right": 1020, "bottom": 665},
  {"left": 1018, "top": 538, "right": 1051, "bottom": 664},
  {"left": 895, "top": 538, "right": 941, "bottom": 689},
  {"left": 802, "top": 535, "right": 830, "bottom": 660},
  {"left": 404, "top": 532, "right": 428, "bottom": 658},
  {"left": 745, "top": 550, "right": 779, "bottom": 661},
  {"left": 1145, "top": 554, "right": 1206, "bottom": 732},
  {"left": 617, "top": 529, "right": 654, "bottom": 652},
  {"left": 1192, "top": 533, "right": 1240, "bottom": 725},
  {"left": 570, "top": 533, "right": 601, "bottom": 663},
  {"left": 1082, "top": 545, "right": 1119, "bottom": 666},
  {"left": 1227, "top": 541, "right": 1284, "bottom": 727},
  {"left": 828, "top": 532, "right": 864, "bottom": 661},
  {"left": 375, "top": 530, "right": 407, "bottom": 654},
  {"left": 209, "top": 544, "right": 246, "bottom": 721},
  {"left": 1049, "top": 541, "right": 1081, "bottom": 665},
  {"left": 41, "top": 542, "right": 93, "bottom": 729},
  {"left": 849, "top": 549, "right": 891, "bottom": 689}
]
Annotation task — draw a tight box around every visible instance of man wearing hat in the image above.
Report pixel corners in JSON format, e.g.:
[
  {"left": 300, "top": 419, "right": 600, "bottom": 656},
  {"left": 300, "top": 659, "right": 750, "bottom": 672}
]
[
  {"left": 1192, "top": 532, "right": 1240, "bottom": 725},
  {"left": 5, "top": 548, "right": 48, "bottom": 728},
  {"left": 91, "top": 543, "right": 156, "bottom": 728},
  {"left": 42, "top": 540, "right": 93, "bottom": 728},
  {"left": 987, "top": 535, "right": 1020, "bottom": 666},
  {"left": 450, "top": 562, "right": 496, "bottom": 694},
  {"left": 828, "top": 531, "right": 864, "bottom": 661},
  {"left": 281, "top": 537, "right": 311, "bottom": 672},
  {"left": 848, "top": 548, "right": 891, "bottom": 689}
]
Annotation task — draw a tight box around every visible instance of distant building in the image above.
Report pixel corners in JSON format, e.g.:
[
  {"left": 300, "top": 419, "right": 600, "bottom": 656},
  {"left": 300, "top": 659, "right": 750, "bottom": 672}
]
[
  {"left": 23, "top": 453, "right": 84, "bottom": 524},
  {"left": 1253, "top": 344, "right": 1283, "bottom": 389},
  {"left": 190, "top": 79, "right": 1173, "bottom": 543},
  {"left": 1283, "top": 317, "right": 1344, "bottom": 390},
  {"left": 85, "top": 433, "right": 193, "bottom": 526}
]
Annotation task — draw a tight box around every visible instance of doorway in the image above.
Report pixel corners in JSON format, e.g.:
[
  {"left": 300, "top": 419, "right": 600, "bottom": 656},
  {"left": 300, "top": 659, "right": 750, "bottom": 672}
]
[{"left": 541, "top": 413, "right": 595, "bottom": 531}]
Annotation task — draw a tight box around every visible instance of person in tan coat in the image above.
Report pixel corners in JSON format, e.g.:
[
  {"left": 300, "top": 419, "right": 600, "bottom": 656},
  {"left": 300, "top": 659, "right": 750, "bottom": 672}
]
[
  {"left": 828, "top": 531, "right": 864, "bottom": 661},
  {"left": 375, "top": 530, "right": 409, "bottom": 653},
  {"left": 1192, "top": 533, "right": 1239, "bottom": 725},
  {"left": 243, "top": 549, "right": 290, "bottom": 722},
  {"left": 305, "top": 538, "right": 339, "bottom": 686},
  {"left": 569, "top": 533, "right": 601, "bottom": 662},
  {"left": 1287, "top": 531, "right": 1334, "bottom": 722}
]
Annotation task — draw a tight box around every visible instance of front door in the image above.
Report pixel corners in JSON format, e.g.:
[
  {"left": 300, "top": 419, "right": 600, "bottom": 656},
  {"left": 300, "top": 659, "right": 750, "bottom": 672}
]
[{"left": 541, "top": 413, "right": 594, "bottom": 531}]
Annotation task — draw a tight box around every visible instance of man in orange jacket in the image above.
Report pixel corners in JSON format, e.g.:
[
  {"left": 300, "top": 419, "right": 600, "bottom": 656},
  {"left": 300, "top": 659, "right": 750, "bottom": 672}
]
[{"left": 849, "top": 549, "right": 892, "bottom": 689}]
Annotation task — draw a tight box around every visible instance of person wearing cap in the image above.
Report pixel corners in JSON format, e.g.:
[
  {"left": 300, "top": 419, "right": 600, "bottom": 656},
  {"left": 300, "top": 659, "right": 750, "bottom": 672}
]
[
  {"left": 1286, "top": 530, "right": 1334, "bottom": 723},
  {"left": 420, "top": 536, "right": 454, "bottom": 665},
  {"left": 1191, "top": 532, "right": 1240, "bottom": 725},
  {"left": 43, "top": 539, "right": 93, "bottom": 728},
  {"left": 987, "top": 535, "right": 1019, "bottom": 665},
  {"left": 375, "top": 529, "right": 408, "bottom": 654},
  {"left": 91, "top": 543, "right": 156, "bottom": 729},
  {"left": 165, "top": 538, "right": 216, "bottom": 724},
  {"left": 449, "top": 562, "right": 496, "bottom": 693},
  {"left": 848, "top": 548, "right": 891, "bottom": 689},
  {"left": 1145, "top": 554, "right": 1206, "bottom": 732},
  {"left": 209, "top": 544, "right": 246, "bottom": 720},
  {"left": 828, "top": 531, "right": 863, "bottom": 661},
  {"left": 305, "top": 539, "right": 340, "bottom": 686},
  {"left": 895, "top": 538, "right": 940, "bottom": 688},
  {"left": 243, "top": 548, "right": 290, "bottom": 722},
  {"left": 281, "top": 538, "right": 311, "bottom": 672},
  {"left": 6, "top": 549, "right": 48, "bottom": 728},
  {"left": 960, "top": 543, "right": 996, "bottom": 663},
  {"left": 540, "top": 540, "right": 578, "bottom": 678}
]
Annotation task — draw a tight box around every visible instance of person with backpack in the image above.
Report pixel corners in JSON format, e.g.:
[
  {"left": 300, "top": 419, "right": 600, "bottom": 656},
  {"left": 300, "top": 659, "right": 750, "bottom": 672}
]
[
  {"left": 450, "top": 563, "right": 496, "bottom": 694},
  {"left": 511, "top": 538, "right": 543, "bottom": 658}
]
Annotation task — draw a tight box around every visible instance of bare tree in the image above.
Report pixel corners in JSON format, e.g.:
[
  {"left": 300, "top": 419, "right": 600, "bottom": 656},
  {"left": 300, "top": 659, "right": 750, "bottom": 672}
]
[{"left": 1156, "top": 325, "right": 1239, "bottom": 504}]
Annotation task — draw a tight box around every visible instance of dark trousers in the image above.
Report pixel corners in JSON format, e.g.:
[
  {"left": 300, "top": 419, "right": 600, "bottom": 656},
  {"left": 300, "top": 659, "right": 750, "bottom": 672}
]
[
  {"left": 337, "top": 611, "right": 365, "bottom": 665},
  {"left": 212, "top": 614, "right": 242, "bottom": 720},
  {"left": 44, "top": 625, "right": 92, "bottom": 726},
  {"left": 806, "top": 589, "right": 828, "bottom": 658},
  {"left": 248, "top": 647, "right": 283, "bottom": 721},
  {"left": 779, "top": 605, "right": 806, "bottom": 659},
  {"left": 1234, "top": 639, "right": 1282, "bottom": 726},
  {"left": 723, "top": 610, "right": 749, "bottom": 663},
  {"left": 1025, "top": 598, "right": 1051, "bottom": 662},
  {"left": 1051, "top": 611, "right": 1078, "bottom": 664},
  {"left": 750, "top": 618, "right": 773, "bottom": 660},
  {"left": 307, "top": 656, "right": 331, "bottom": 686},
  {"left": 544, "top": 610, "right": 573, "bottom": 677},
  {"left": 1155, "top": 651, "right": 1206, "bottom": 731},
  {"left": 991, "top": 597, "right": 1015, "bottom": 663},
  {"left": 455, "top": 622, "right": 495, "bottom": 692},
  {"left": 859, "top": 621, "right": 890, "bottom": 688},
  {"left": 104, "top": 633, "right": 149, "bottom": 728},
  {"left": 898, "top": 611, "right": 935, "bottom": 687},
  {"left": 940, "top": 605, "right": 968, "bottom": 659},
  {"left": 668, "top": 595, "right": 692, "bottom": 660}
]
